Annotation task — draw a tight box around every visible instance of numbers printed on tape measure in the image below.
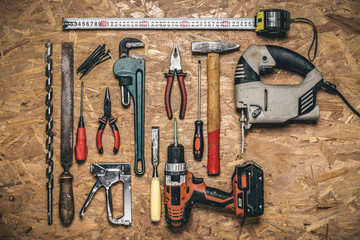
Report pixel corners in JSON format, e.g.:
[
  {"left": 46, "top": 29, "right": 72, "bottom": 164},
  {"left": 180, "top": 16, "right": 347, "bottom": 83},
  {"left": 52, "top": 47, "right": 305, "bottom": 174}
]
[{"left": 64, "top": 18, "right": 256, "bottom": 30}]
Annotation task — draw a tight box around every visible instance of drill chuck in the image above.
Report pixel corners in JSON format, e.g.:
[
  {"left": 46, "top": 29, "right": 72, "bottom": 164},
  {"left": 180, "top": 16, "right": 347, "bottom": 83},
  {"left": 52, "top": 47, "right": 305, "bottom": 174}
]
[
  {"left": 167, "top": 143, "right": 185, "bottom": 164},
  {"left": 165, "top": 143, "right": 187, "bottom": 186}
]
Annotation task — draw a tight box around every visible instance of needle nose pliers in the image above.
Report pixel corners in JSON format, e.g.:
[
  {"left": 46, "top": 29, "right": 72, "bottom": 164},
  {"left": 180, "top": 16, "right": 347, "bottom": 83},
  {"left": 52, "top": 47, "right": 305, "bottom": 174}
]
[
  {"left": 96, "top": 87, "right": 120, "bottom": 154},
  {"left": 164, "top": 44, "right": 187, "bottom": 119}
]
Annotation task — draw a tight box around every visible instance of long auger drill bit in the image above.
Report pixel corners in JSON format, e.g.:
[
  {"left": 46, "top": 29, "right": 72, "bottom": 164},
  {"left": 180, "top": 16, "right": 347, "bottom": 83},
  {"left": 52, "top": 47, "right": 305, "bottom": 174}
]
[{"left": 45, "top": 40, "right": 54, "bottom": 225}]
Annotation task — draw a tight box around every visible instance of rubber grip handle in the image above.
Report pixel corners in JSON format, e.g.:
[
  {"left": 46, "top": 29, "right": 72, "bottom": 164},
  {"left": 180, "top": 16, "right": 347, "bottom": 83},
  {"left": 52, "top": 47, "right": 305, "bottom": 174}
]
[
  {"left": 96, "top": 118, "right": 106, "bottom": 154},
  {"left": 109, "top": 118, "right": 120, "bottom": 154},
  {"left": 189, "top": 174, "right": 233, "bottom": 207},
  {"left": 75, "top": 127, "right": 87, "bottom": 161},
  {"left": 164, "top": 73, "right": 174, "bottom": 119},
  {"left": 112, "top": 130, "right": 120, "bottom": 154},
  {"left": 193, "top": 120, "right": 204, "bottom": 160},
  {"left": 266, "top": 45, "right": 315, "bottom": 75},
  {"left": 207, "top": 53, "right": 220, "bottom": 175},
  {"left": 150, "top": 177, "right": 161, "bottom": 222},
  {"left": 59, "top": 171, "right": 74, "bottom": 226},
  {"left": 177, "top": 72, "right": 187, "bottom": 119}
]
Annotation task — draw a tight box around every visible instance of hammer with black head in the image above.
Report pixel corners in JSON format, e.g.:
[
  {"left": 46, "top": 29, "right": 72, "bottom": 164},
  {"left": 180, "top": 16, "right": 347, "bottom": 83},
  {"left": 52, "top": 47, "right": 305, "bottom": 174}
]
[{"left": 192, "top": 41, "right": 240, "bottom": 175}]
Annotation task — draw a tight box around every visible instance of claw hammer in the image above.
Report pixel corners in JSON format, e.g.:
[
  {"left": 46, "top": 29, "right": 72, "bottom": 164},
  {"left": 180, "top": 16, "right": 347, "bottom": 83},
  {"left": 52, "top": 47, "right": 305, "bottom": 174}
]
[{"left": 192, "top": 41, "right": 240, "bottom": 175}]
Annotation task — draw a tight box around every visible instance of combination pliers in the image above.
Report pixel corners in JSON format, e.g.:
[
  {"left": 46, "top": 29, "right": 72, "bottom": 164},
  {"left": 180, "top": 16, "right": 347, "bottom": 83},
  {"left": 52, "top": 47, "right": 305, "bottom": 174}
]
[
  {"left": 164, "top": 44, "right": 187, "bottom": 119},
  {"left": 96, "top": 87, "right": 120, "bottom": 154}
]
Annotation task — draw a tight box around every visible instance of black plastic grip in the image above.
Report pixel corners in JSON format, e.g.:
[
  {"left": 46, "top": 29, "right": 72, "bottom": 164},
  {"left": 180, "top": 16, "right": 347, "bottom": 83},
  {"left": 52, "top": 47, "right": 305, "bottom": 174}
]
[
  {"left": 190, "top": 189, "right": 234, "bottom": 209},
  {"left": 193, "top": 120, "right": 204, "bottom": 160},
  {"left": 266, "top": 45, "right": 315, "bottom": 76},
  {"left": 205, "top": 187, "right": 233, "bottom": 200},
  {"left": 234, "top": 56, "right": 261, "bottom": 85},
  {"left": 234, "top": 45, "right": 316, "bottom": 86}
]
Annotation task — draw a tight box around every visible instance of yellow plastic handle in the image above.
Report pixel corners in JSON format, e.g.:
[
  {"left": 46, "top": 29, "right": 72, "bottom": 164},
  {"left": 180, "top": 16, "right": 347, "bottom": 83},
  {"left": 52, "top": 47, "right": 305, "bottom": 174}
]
[{"left": 150, "top": 177, "right": 161, "bottom": 222}]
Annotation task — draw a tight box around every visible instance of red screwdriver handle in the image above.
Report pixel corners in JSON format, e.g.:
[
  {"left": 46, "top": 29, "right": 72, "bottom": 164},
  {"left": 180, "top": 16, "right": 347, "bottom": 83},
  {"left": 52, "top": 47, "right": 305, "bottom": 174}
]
[
  {"left": 176, "top": 71, "right": 187, "bottom": 120},
  {"left": 75, "top": 116, "right": 88, "bottom": 161},
  {"left": 164, "top": 72, "right": 175, "bottom": 119},
  {"left": 109, "top": 118, "right": 120, "bottom": 154},
  {"left": 75, "top": 127, "right": 87, "bottom": 161}
]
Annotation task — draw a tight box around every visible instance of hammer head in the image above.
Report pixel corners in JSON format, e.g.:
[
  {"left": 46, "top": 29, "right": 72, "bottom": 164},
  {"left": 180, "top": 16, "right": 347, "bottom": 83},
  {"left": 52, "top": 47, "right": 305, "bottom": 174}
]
[
  {"left": 192, "top": 41, "right": 240, "bottom": 54},
  {"left": 119, "top": 38, "right": 145, "bottom": 58}
]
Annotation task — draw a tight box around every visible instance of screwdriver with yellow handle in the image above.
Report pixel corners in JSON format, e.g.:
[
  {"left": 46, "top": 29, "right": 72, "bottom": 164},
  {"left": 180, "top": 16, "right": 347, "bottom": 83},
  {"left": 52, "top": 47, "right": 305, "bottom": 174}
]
[{"left": 150, "top": 127, "right": 161, "bottom": 222}]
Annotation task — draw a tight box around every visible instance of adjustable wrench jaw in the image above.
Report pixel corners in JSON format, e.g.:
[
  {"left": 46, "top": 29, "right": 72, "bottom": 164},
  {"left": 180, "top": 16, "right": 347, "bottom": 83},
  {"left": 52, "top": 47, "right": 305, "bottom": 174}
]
[
  {"left": 80, "top": 163, "right": 132, "bottom": 225},
  {"left": 119, "top": 38, "right": 145, "bottom": 59}
]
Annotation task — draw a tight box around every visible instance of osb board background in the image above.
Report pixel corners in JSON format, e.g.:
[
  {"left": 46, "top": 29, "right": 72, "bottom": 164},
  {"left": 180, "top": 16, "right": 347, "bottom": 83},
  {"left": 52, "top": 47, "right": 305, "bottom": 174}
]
[{"left": 0, "top": 0, "right": 359, "bottom": 239}]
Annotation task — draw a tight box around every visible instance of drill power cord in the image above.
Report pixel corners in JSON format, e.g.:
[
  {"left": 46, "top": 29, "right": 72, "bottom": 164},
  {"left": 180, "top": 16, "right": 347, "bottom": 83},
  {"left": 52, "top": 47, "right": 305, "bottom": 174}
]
[
  {"left": 321, "top": 81, "right": 360, "bottom": 118},
  {"left": 291, "top": 18, "right": 318, "bottom": 62}
]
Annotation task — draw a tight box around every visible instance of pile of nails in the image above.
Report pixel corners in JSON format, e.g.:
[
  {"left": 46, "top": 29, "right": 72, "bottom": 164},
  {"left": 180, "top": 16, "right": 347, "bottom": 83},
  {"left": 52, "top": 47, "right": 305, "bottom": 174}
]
[{"left": 77, "top": 44, "right": 111, "bottom": 79}]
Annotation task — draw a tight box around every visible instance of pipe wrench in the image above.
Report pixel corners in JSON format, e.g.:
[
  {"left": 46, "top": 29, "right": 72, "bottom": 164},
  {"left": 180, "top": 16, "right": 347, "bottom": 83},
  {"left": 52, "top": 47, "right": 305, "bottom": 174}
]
[
  {"left": 234, "top": 45, "right": 323, "bottom": 152},
  {"left": 113, "top": 38, "right": 145, "bottom": 175},
  {"left": 80, "top": 163, "right": 131, "bottom": 225}
]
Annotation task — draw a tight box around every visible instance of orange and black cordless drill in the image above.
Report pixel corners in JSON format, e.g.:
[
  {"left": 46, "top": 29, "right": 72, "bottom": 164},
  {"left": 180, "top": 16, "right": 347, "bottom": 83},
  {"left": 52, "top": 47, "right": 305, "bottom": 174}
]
[{"left": 165, "top": 119, "right": 264, "bottom": 227}]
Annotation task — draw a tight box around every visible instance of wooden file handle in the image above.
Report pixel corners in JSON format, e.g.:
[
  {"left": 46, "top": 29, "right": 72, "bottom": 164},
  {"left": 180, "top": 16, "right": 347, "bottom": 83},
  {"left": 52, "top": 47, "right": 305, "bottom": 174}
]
[{"left": 59, "top": 171, "right": 74, "bottom": 226}]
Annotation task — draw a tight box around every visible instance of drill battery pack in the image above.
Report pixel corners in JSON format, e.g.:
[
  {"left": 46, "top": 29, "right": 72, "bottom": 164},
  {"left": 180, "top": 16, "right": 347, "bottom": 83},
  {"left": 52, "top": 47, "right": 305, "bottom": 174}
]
[{"left": 232, "top": 161, "right": 264, "bottom": 217}]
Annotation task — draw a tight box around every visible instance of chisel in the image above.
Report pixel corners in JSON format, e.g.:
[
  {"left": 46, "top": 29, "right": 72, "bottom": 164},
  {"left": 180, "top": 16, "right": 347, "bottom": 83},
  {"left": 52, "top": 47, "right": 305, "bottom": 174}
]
[{"left": 150, "top": 127, "right": 161, "bottom": 222}]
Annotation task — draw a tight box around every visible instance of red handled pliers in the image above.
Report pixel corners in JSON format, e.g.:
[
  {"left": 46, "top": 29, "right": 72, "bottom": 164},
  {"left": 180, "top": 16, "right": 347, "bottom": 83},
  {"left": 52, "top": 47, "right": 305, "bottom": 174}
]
[
  {"left": 164, "top": 44, "right": 187, "bottom": 119},
  {"left": 96, "top": 87, "right": 120, "bottom": 154}
]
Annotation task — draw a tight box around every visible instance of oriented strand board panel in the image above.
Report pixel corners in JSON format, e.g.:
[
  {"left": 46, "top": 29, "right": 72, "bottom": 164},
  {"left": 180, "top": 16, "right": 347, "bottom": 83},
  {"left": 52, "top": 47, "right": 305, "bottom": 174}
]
[{"left": 0, "top": 0, "right": 359, "bottom": 239}]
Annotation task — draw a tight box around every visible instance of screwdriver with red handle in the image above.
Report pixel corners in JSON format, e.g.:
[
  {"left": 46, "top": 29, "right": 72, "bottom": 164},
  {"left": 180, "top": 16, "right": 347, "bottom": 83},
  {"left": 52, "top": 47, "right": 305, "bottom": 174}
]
[
  {"left": 75, "top": 82, "right": 88, "bottom": 161},
  {"left": 193, "top": 60, "right": 204, "bottom": 160}
]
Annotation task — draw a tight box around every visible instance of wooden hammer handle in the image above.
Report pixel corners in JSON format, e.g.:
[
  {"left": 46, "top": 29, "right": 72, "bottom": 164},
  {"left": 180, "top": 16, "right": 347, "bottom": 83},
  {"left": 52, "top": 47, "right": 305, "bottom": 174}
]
[{"left": 207, "top": 53, "right": 220, "bottom": 175}]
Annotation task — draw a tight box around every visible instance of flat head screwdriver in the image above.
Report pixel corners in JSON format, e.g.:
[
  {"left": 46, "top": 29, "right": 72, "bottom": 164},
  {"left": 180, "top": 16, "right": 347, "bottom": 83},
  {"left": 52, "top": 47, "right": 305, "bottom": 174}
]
[
  {"left": 193, "top": 60, "right": 204, "bottom": 160},
  {"left": 75, "top": 82, "right": 88, "bottom": 161}
]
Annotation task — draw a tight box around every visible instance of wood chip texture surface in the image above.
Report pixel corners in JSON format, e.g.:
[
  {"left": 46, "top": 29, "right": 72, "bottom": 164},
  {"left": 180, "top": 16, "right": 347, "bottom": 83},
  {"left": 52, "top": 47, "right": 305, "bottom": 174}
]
[{"left": 0, "top": 0, "right": 359, "bottom": 239}]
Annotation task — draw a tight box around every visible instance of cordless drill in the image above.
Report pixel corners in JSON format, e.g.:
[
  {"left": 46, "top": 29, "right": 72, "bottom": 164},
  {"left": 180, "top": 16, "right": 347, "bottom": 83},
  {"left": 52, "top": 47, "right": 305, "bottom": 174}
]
[{"left": 165, "top": 119, "right": 264, "bottom": 227}]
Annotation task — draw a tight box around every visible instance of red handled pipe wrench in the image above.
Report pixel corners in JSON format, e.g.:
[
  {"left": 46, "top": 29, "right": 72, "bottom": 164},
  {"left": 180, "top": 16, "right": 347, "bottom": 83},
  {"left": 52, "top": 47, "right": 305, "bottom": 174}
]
[
  {"left": 164, "top": 44, "right": 187, "bottom": 119},
  {"left": 96, "top": 87, "right": 120, "bottom": 154}
]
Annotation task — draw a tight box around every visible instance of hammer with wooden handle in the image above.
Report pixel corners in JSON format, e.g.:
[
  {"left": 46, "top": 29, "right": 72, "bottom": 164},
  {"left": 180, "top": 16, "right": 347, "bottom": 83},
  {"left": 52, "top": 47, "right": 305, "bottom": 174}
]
[{"left": 192, "top": 41, "right": 240, "bottom": 175}]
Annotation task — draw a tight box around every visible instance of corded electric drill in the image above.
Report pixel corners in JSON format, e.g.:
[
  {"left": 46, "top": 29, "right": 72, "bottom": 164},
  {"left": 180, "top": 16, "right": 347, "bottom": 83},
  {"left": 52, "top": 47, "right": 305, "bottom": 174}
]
[{"left": 164, "top": 118, "right": 264, "bottom": 227}]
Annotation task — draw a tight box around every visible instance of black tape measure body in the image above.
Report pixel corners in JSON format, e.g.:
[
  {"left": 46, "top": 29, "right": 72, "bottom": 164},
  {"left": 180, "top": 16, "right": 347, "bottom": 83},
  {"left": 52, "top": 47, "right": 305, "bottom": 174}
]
[{"left": 255, "top": 9, "right": 290, "bottom": 35}]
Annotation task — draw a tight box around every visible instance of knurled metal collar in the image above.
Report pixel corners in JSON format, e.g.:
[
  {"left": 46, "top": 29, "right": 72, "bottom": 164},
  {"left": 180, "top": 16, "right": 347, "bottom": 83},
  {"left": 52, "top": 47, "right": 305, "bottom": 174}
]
[{"left": 165, "top": 163, "right": 187, "bottom": 172}]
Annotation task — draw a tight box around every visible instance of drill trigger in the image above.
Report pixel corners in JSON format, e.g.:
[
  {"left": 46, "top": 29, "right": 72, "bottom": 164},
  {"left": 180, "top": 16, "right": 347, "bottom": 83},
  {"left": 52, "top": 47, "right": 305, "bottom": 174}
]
[{"left": 192, "top": 177, "right": 204, "bottom": 184}]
